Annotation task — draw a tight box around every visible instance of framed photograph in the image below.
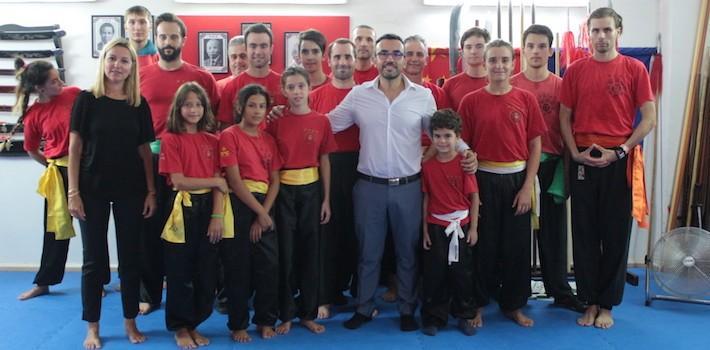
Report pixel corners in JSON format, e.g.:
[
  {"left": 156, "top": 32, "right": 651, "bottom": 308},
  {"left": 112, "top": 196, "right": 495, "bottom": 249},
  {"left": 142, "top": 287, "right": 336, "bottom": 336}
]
[
  {"left": 198, "top": 32, "right": 229, "bottom": 73},
  {"left": 241, "top": 22, "right": 272, "bottom": 35},
  {"left": 92, "top": 15, "right": 124, "bottom": 58},
  {"left": 284, "top": 32, "right": 301, "bottom": 68},
  {"left": 123, "top": 15, "right": 155, "bottom": 46}
]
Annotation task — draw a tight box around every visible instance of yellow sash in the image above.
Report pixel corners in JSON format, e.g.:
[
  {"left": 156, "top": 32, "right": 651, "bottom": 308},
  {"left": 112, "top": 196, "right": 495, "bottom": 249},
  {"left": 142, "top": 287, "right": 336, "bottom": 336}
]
[
  {"left": 280, "top": 167, "right": 319, "bottom": 185},
  {"left": 36, "top": 156, "right": 75, "bottom": 240},
  {"left": 478, "top": 160, "right": 539, "bottom": 229},
  {"left": 243, "top": 179, "right": 269, "bottom": 194},
  {"left": 162, "top": 189, "right": 234, "bottom": 243}
]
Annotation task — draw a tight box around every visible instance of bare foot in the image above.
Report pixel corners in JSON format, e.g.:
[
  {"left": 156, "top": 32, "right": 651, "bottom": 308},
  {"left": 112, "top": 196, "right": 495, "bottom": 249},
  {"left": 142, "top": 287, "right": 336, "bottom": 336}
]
[
  {"left": 83, "top": 323, "right": 102, "bottom": 350},
  {"left": 471, "top": 307, "right": 484, "bottom": 328},
  {"left": 124, "top": 318, "right": 146, "bottom": 344},
  {"left": 230, "top": 329, "right": 251, "bottom": 343},
  {"left": 301, "top": 320, "right": 326, "bottom": 334},
  {"left": 18, "top": 285, "right": 49, "bottom": 300},
  {"left": 504, "top": 309, "right": 534, "bottom": 327},
  {"left": 594, "top": 308, "right": 614, "bottom": 329},
  {"left": 174, "top": 329, "right": 196, "bottom": 349},
  {"left": 577, "top": 305, "right": 599, "bottom": 327},
  {"left": 381, "top": 288, "right": 397, "bottom": 303},
  {"left": 257, "top": 325, "right": 276, "bottom": 339},
  {"left": 188, "top": 330, "right": 209, "bottom": 346},
  {"left": 138, "top": 302, "right": 154, "bottom": 315},
  {"left": 101, "top": 288, "right": 107, "bottom": 298},
  {"left": 317, "top": 305, "right": 331, "bottom": 319},
  {"left": 275, "top": 321, "right": 291, "bottom": 335}
]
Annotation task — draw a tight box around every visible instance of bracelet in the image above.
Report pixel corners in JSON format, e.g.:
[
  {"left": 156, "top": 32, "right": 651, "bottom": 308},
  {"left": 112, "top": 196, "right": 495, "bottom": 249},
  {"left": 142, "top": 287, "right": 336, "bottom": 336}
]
[
  {"left": 147, "top": 191, "right": 157, "bottom": 196},
  {"left": 211, "top": 214, "right": 224, "bottom": 219}
]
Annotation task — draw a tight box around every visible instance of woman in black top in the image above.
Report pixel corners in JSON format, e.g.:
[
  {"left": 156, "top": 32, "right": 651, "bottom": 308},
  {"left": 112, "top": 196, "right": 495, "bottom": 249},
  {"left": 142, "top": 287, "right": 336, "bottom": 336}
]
[{"left": 67, "top": 38, "right": 156, "bottom": 350}]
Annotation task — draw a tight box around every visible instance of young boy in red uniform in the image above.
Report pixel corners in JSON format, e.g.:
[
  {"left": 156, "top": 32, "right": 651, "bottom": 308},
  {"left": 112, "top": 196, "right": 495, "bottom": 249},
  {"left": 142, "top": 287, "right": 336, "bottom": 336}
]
[
  {"left": 421, "top": 109, "right": 480, "bottom": 337},
  {"left": 511, "top": 24, "right": 585, "bottom": 313},
  {"left": 458, "top": 39, "right": 546, "bottom": 328},
  {"left": 267, "top": 66, "right": 337, "bottom": 335},
  {"left": 219, "top": 84, "right": 282, "bottom": 342}
]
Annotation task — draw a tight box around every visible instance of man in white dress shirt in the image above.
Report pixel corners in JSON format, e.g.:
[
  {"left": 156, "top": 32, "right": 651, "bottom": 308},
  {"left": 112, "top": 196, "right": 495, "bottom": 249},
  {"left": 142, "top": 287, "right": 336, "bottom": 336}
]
[{"left": 329, "top": 34, "right": 474, "bottom": 332}]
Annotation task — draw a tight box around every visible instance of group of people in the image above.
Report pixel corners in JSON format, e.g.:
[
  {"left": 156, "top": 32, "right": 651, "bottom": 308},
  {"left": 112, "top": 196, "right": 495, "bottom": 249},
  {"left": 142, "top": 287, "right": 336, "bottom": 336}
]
[{"left": 12, "top": 4, "right": 655, "bottom": 350}]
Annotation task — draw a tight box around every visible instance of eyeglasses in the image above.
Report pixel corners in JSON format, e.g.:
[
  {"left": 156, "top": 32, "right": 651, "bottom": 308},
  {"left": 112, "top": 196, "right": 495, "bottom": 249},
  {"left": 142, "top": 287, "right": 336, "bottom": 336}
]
[{"left": 376, "top": 51, "right": 404, "bottom": 59}]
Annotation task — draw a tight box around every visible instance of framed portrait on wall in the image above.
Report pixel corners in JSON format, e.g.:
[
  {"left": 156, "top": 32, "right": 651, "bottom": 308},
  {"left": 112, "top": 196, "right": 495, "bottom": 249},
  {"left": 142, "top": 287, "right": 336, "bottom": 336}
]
[
  {"left": 241, "top": 22, "right": 272, "bottom": 35},
  {"left": 284, "top": 32, "right": 301, "bottom": 68},
  {"left": 123, "top": 15, "right": 155, "bottom": 46},
  {"left": 92, "top": 15, "right": 124, "bottom": 58},
  {"left": 198, "top": 31, "right": 228, "bottom": 73}
]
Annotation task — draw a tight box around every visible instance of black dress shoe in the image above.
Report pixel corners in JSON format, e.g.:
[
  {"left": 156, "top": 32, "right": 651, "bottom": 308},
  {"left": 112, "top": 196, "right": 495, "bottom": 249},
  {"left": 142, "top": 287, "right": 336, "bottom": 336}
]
[
  {"left": 344, "top": 312, "right": 372, "bottom": 329},
  {"left": 553, "top": 296, "right": 586, "bottom": 313},
  {"left": 400, "top": 314, "right": 419, "bottom": 332}
]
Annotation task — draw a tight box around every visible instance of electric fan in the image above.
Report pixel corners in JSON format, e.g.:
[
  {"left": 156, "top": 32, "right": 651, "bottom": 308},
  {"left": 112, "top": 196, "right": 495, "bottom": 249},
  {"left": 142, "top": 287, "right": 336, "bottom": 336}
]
[{"left": 648, "top": 226, "right": 710, "bottom": 305}]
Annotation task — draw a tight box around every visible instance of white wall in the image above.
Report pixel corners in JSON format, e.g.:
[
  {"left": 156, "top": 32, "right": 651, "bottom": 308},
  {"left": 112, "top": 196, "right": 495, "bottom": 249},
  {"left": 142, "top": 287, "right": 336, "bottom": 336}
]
[{"left": 0, "top": 0, "right": 695, "bottom": 268}]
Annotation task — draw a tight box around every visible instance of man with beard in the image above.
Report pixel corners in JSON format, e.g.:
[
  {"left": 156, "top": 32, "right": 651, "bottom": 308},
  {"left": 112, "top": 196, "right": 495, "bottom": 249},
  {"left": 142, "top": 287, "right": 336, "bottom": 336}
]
[
  {"left": 217, "top": 23, "right": 285, "bottom": 127},
  {"left": 510, "top": 24, "right": 585, "bottom": 314},
  {"left": 217, "top": 36, "right": 248, "bottom": 94},
  {"left": 329, "top": 34, "right": 475, "bottom": 332},
  {"left": 442, "top": 27, "right": 490, "bottom": 110},
  {"left": 309, "top": 38, "right": 359, "bottom": 319},
  {"left": 560, "top": 7, "right": 655, "bottom": 329},
  {"left": 138, "top": 12, "right": 220, "bottom": 315},
  {"left": 352, "top": 25, "right": 378, "bottom": 84},
  {"left": 124, "top": 6, "right": 158, "bottom": 69},
  {"left": 299, "top": 29, "right": 330, "bottom": 90}
]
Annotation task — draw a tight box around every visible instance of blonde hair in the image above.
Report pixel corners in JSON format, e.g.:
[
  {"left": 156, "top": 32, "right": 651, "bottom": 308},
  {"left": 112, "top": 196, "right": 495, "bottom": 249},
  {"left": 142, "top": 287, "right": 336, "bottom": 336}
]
[{"left": 90, "top": 38, "right": 141, "bottom": 107}]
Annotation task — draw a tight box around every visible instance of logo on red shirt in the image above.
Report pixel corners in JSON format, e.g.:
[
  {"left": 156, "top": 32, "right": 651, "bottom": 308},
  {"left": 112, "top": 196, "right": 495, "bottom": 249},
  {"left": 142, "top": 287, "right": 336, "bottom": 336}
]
[
  {"left": 607, "top": 76, "right": 627, "bottom": 97},
  {"left": 446, "top": 174, "right": 463, "bottom": 190},
  {"left": 509, "top": 110, "right": 522, "bottom": 123},
  {"left": 220, "top": 146, "right": 230, "bottom": 158},
  {"left": 304, "top": 128, "right": 318, "bottom": 144},
  {"left": 538, "top": 94, "right": 556, "bottom": 115},
  {"left": 201, "top": 144, "right": 214, "bottom": 159}
]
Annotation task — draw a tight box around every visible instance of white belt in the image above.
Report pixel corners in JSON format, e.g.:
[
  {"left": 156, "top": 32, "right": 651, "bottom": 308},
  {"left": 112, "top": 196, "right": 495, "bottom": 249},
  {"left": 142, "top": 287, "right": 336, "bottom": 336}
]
[{"left": 432, "top": 209, "right": 469, "bottom": 265}]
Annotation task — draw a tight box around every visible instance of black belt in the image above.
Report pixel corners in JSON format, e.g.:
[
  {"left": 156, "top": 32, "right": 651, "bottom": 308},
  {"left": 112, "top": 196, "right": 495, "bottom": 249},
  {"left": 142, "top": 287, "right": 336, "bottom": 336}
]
[{"left": 357, "top": 172, "right": 421, "bottom": 186}]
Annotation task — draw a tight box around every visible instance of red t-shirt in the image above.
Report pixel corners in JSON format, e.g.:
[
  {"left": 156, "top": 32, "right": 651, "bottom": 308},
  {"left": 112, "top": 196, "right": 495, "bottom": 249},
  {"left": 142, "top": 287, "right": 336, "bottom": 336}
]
[
  {"left": 216, "top": 75, "right": 236, "bottom": 96},
  {"left": 353, "top": 66, "right": 379, "bottom": 85},
  {"left": 560, "top": 55, "right": 654, "bottom": 137},
  {"left": 511, "top": 73, "right": 564, "bottom": 155},
  {"left": 265, "top": 109, "right": 338, "bottom": 169},
  {"left": 310, "top": 83, "right": 359, "bottom": 153},
  {"left": 23, "top": 86, "right": 81, "bottom": 158},
  {"left": 422, "top": 154, "right": 478, "bottom": 226},
  {"left": 311, "top": 76, "right": 332, "bottom": 91},
  {"left": 219, "top": 125, "right": 282, "bottom": 184},
  {"left": 423, "top": 80, "right": 451, "bottom": 110},
  {"left": 442, "top": 72, "right": 488, "bottom": 110},
  {"left": 217, "top": 70, "right": 285, "bottom": 125},
  {"left": 140, "top": 63, "right": 220, "bottom": 139},
  {"left": 137, "top": 54, "right": 158, "bottom": 70},
  {"left": 159, "top": 132, "right": 220, "bottom": 184},
  {"left": 458, "top": 87, "right": 547, "bottom": 162}
]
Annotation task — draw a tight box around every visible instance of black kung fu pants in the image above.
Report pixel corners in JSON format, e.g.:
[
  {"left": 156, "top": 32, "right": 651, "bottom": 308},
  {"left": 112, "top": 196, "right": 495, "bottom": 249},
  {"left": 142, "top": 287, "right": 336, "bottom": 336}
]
[
  {"left": 220, "top": 192, "right": 279, "bottom": 330},
  {"left": 277, "top": 181, "right": 321, "bottom": 322},
  {"left": 475, "top": 170, "right": 531, "bottom": 312},
  {"left": 421, "top": 223, "right": 477, "bottom": 327},
  {"left": 34, "top": 165, "right": 70, "bottom": 286},
  {"left": 164, "top": 192, "right": 218, "bottom": 331},
  {"left": 569, "top": 154, "right": 632, "bottom": 310}
]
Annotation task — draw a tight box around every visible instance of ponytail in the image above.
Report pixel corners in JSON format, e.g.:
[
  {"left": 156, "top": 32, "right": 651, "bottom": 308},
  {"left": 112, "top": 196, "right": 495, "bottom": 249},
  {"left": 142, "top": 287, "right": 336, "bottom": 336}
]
[{"left": 12, "top": 58, "right": 54, "bottom": 124}]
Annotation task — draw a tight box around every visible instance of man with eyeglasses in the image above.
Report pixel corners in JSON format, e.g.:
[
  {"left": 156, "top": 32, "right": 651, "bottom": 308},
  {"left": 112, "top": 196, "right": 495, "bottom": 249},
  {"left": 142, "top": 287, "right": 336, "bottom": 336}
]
[{"left": 329, "top": 34, "right": 476, "bottom": 332}]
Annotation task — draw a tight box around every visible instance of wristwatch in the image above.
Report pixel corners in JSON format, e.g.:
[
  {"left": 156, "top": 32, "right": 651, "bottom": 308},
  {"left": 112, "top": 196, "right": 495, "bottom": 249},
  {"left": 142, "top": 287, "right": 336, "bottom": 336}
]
[{"left": 614, "top": 144, "right": 629, "bottom": 160}]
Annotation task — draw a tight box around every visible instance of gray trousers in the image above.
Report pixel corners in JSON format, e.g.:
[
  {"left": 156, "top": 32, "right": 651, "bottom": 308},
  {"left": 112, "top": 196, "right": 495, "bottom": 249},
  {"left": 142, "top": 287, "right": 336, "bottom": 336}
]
[{"left": 353, "top": 178, "right": 422, "bottom": 316}]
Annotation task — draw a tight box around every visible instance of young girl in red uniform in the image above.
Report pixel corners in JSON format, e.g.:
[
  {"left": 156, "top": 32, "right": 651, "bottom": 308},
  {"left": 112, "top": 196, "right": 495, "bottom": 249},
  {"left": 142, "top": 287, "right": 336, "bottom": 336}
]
[
  {"left": 219, "top": 84, "right": 282, "bottom": 342},
  {"left": 159, "top": 82, "right": 230, "bottom": 349},
  {"left": 266, "top": 66, "right": 337, "bottom": 335},
  {"left": 13, "top": 58, "right": 80, "bottom": 301}
]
